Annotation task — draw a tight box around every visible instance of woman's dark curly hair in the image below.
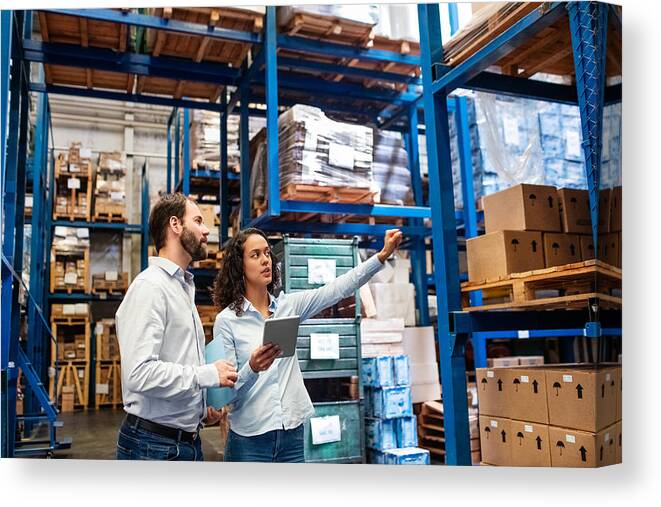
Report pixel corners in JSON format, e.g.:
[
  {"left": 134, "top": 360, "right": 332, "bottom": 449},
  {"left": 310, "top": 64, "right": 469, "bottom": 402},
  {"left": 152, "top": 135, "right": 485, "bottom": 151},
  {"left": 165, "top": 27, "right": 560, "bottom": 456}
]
[{"left": 211, "top": 228, "right": 280, "bottom": 316}]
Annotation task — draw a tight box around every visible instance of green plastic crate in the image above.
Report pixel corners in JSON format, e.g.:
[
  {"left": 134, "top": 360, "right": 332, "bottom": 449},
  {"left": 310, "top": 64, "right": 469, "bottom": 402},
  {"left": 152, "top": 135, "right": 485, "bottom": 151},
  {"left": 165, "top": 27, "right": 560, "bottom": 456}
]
[
  {"left": 304, "top": 400, "right": 365, "bottom": 464},
  {"left": 296, "top": 318, "right": 361, "bottom": 379}
]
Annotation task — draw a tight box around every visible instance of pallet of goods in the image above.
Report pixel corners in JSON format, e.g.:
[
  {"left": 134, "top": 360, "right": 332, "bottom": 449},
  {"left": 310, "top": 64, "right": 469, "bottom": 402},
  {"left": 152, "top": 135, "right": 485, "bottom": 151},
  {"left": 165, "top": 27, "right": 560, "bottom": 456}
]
[
  {"left": 95, "top": 319, "right": 120, "bottom": 362},
  {"left": 464, "top": 183, "right": 622, "bottom": 311},
  {"left": 94, "top": 151, "right": 127, "bottom": 223},
  {"left": 95, "top": 362, "right": 122, "bottom": 408},
  {"left": 91, "top": 271, "right": 129, "bottom": 296},
  {"left": 197, "top": 305, "right": 217, "bottom": 344},
  {"left": 50, "top": 226, "right": 90, "bottom": 294},
  {"left": 476, "top": 364, "right": 622, "bottom": 467},
  {"left": 49, "top": 362, "right": 90, "bottom": 412},
  {"left": 50, "top": 303, "right": 90, "bottom": 363},
  {"left": 250, "top": 105, "right": 377, "bottom": 220},
  {"left": 53, "top": 144, "right": 93, "bottom": 221}
]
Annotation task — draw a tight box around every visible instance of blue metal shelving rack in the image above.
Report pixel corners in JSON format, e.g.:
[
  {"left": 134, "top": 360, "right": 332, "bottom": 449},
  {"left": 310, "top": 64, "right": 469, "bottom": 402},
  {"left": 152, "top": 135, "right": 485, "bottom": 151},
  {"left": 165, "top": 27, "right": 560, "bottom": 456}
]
[{"left": 417, "top": 2, "right": 622, "bottom": 465}]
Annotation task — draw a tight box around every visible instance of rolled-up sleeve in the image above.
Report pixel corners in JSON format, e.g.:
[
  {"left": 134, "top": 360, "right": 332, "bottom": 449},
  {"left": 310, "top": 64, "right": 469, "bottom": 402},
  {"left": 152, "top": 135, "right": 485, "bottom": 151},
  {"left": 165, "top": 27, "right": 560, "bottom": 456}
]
[
  {"left": 289, "top": 253, "right": 385, "bottom": 321},
  {"left": 117, "top": 279, "right": 219, "bottom": 400},
  {"left": 214, "top": 316, "right": 259, "bottom": 399}
]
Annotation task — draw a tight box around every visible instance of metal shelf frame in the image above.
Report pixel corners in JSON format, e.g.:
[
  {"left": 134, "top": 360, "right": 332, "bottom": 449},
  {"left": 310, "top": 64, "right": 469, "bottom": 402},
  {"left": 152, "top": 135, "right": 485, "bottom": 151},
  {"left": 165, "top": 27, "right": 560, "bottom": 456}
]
[{"left": 418, "top": 2, "right": 622, "bottom": 465}]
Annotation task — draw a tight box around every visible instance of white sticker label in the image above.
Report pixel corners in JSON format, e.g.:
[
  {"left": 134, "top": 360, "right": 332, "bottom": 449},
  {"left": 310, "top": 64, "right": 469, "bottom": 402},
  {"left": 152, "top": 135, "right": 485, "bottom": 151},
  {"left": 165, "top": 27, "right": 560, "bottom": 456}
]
[
  {"left": 566, "top": 434, "right": 576, "bottom": 444},
  {"left": 520, "top": 375, "right": 529, "bottom": 383},
  {"left": 78, "top": 369, "right": 85, "bottom": 378},
  {"left": 310, "top": 333, "right": 340, "bottom": 360},
  {"left": 565, "top": 129, "right": 582, "bottom": 159},
  {"left": 518, "top": 330, "right": 530, "bottom": 339},
  {"left": 606, "top": 373, "right": 612, "bottom": 381},
  {"left": 68, "top": 163, "right": 80, "bottom": 173},
  {"left": 307, "top": 258, "right": 336, "bottom": 285},
  {"left": 605, "top": 433, "right": 610, "bottom": 442},
  {"left": 563, "top": 375, "right": 573, "bottom": 383},
  {"left": 96, "top": 384, "right": 109, "bottom": 395},
  {"left": 63, "top": 304, "right": 76, "bottom": 315},
  {"left": 105, "top": 271, "right": 118, "bottom": 281},
  {"left": 110, "top": 191, "right": 125, "bottom": 202},
  {"left": 67, "top": 177, "right": 81, "bottom": 190},
  {"left": 503, "top": 116, "right": 520, "bottom": 146},
  {"left": 76, "top": 228, "right": 89, "bottom": 238},
  {"left": 328, "top": 142, "right": 355, "bottom": 170},
  {"left": 64, "top": 272, "right": 78, "bottom": 285},
  {"left": 490, "top": 420, "right": 498, "bottom": 428},
  {"left": 310, "top": 415, "right": 342, "bottom": 445},
  {"left": 524, "top": 424, "right": 534, "bottom": 433},
  {"left": 487, "top": 371, "right": 495, "bottom": 378}
]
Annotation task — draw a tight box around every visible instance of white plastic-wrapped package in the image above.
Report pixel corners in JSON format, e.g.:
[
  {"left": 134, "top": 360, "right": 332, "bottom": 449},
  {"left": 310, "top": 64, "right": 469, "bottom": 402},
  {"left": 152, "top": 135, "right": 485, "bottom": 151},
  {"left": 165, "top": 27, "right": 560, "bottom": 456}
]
[
  {"left": 278, "top": 4, "right": 379, "bottom": 27},
  {"left": 374, "top": 4, "right": 419, "bottom": 42},
  {"left": 372, "top": 129, "right": 413, "bottom": 205}
]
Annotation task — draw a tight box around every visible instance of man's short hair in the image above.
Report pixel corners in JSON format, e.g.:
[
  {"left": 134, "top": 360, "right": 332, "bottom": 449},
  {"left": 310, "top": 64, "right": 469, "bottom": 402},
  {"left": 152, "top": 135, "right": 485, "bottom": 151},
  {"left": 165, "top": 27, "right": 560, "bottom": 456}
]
[{"left": 148, "top": 192, "right": 191, "bottom": 252}]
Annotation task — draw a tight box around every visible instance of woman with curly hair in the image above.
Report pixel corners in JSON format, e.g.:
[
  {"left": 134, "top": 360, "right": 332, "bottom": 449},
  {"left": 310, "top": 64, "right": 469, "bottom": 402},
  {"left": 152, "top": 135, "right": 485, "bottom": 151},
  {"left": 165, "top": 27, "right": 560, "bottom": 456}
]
[{"left": 211, "top": 227, "right": 403, "bottom": 463}]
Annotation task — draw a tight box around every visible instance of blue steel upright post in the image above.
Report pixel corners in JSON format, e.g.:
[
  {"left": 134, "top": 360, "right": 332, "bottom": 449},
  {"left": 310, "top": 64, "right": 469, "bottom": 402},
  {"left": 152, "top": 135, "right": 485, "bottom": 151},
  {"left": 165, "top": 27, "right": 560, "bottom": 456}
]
[
  {"left": 418, "top": 3, "right": 471, "bottom": 465},
  {"left": 239, "top": 66, "right": 250, "bottom": 229},
  {"left": 182, "top": 108, "right": 191, "bottom": 196},
  {"left": 264, "top": 6, "right": 280, "bottom": 219},
  {"left": 220, "top": 91, "right": 229, "bottom": 243}
]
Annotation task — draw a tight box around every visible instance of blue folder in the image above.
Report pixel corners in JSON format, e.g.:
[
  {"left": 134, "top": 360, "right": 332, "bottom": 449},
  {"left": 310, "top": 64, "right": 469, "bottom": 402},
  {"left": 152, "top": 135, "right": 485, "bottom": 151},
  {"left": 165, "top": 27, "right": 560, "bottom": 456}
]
[{"left": 204, "top": 336, "right": 237, "bottom": 409}]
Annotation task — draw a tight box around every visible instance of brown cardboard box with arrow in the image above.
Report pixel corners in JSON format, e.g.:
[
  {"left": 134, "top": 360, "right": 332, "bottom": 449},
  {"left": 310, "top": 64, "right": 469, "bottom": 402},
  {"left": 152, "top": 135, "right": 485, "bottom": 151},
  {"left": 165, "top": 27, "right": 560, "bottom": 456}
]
[
  {"left": 509, "top": 420, "right": 551, "bottom": 467},
  {"left": 476, "top": 368, "right": 512, "bottom": 418},
  {"left": 545, "top": 366, "right": 618, "bottom": 433},
  {"left": 548, "top": 423, "right": 617, "bottom": 467},
  {"left": 507, "top": 367, "right": 549, "bottom": 424},
  {"left": 479, "top": 416, "right": 512, "bottom": 466}
]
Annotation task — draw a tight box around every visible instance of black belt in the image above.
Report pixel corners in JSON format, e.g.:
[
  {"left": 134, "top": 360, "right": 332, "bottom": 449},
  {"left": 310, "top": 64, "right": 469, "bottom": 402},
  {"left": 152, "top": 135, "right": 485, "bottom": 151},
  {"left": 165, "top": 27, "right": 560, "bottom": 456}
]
[{"left": 125, "top": 413, "right": 199, "bottom": 443}]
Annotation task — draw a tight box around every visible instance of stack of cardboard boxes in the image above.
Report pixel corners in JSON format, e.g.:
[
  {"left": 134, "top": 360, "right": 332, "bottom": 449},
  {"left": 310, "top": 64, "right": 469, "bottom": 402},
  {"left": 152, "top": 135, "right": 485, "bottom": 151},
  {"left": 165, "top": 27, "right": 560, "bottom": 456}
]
[
  {"left": 95, "top": 319, "right": 120, "bottom": 362},
  {"left": 363, "top": 355, "right": 431, "bottom": 465},
  {"left": 54, "top": 143, "right": 93, "bottom": 221},
  {"left": 51, "top": 226, "right": 90, "bottom": 293},
  {"left": 93, "top": 151, "right": 127, "bottom": 222},
  {"left": 467, "top": 184, "right": 622, "bottom": 282},
  {"left": 476, "top": 364, "right": 622, "bottom": 467},
  {"left": 192, "top": 204, "right": 221, "bottom": 268}
]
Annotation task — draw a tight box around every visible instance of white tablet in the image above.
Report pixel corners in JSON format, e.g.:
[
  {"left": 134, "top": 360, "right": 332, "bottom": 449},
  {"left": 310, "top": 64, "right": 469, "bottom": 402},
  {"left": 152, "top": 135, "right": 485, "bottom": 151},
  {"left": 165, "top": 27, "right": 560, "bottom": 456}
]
[{"left": 263, "top": 315, "right": 301, "bottom": 358}]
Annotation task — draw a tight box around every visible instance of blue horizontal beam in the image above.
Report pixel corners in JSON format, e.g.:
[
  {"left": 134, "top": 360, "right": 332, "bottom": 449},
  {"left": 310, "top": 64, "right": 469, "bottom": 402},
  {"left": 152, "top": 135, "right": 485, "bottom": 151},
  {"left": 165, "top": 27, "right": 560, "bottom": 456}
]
[
  {"left": 248, "top": 217, "right": 429, "bottom": 237},
  {"left": 465, "top": 71, "right": 579, "bottom": 105},
  {"left": 47, "top": 293, "right": 124, "bottom": 302},
  {"left": 52, "top": 220, "right": 141, "bottom": 233},
  {"left": 23, "top": 39, "right": 239, "bottom": 86},
  {"left": 279, "top": 200, "right": 432, "bottom": 219},
  {"left": 475, "top": 328, "right": 622, "bottom": 340},
  {"left": 432, "top": 2, "right": 566, "bottom": 94},
  {"left": 30, "top": 82, "right": 224, "bottom": 112},
  {"left": 278, "top": 35, "right": 420, "bottom": 66},
  {"left": 250, "top": 93, "right": 383, "bottom": 121},
  {"left": 277, "top": 56, "right": 421, "bottom": 85},
  {"left": 48, "top": 9, "right": 262, "bottom": 45}
]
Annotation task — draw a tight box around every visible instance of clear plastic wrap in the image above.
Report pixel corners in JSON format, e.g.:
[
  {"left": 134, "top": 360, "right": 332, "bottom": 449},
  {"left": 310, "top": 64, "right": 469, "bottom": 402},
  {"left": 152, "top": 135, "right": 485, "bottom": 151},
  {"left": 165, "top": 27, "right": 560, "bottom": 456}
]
[
  {"left": 372, "top": 129, "right": 413, "bottom": 205},
  {"left": 277, "top": 4, "right": 380, "bottom": 27},
  {"left": 250, "top": 105, "right": 375, "bottom": 205},
  {"left": 373, "top": 4, "right": 419, "bottom": 42}
]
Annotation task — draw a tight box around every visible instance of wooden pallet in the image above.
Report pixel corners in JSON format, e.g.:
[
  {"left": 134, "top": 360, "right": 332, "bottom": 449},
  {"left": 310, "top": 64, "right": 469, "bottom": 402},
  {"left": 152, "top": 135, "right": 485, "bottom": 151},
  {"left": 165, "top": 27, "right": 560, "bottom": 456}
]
[
  {"left": 93, "top": 210, "right": 127, "bottom": 223},
  {"left": 461, "top": 260, "right": 622, "bottom": 311},
  {"left": 279, "top": 9, "right": 375, "bottom": 47},
  {"left": 49, "top": 361, "right": 90, "bottom": 411},
  {"left": 443, "top": 3, "right": 621, "bottom": 79},
  {"left": 95, "top": 361, "right": 122, "bottom": 408},
  {"left": 91, "top": 273, "right": 129, "bottom": 295},
  {"left": 136, "top": 75, "right": 224, "bottom": 102},
  {"left": 51, "top": 316, "right": 90, "bottom": 364},
  {"left": 50, "top": 248, "right": 90, "bottom": 294}
]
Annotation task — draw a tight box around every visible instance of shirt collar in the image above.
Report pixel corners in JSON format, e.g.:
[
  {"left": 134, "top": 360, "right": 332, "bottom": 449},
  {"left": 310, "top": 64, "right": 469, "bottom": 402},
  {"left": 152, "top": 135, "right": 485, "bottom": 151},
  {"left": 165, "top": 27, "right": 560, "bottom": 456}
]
[
  {"left": 242, "top": 293, "right": 278, "bottom": 314},
  {"left": 149, "top": 256, "right": 194, "bottom": 282}
]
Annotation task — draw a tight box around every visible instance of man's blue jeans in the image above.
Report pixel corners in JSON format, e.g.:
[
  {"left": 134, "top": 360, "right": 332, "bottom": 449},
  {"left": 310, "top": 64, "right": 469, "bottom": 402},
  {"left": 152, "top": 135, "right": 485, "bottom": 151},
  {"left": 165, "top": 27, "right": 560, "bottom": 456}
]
[
  {"left": 224, "top": 424, "right": 304, "bottom": 463},
  {"left": 116, "top": 418, "right": 203, "bottom": 461}
]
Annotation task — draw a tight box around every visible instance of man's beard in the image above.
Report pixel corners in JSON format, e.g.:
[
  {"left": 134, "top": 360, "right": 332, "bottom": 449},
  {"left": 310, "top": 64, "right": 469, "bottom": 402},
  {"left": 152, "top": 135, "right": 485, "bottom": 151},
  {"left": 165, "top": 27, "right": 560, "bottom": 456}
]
[{"left": 180, "top": 226, "right": 207, "bottom": 261}]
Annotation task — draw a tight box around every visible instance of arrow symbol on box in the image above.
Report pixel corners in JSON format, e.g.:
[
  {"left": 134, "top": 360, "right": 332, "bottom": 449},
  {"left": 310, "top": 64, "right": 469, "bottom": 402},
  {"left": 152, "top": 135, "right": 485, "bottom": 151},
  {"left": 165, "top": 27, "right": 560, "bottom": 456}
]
[
  {"left": 517, "top": 432, "right": 524, "bottom": 446},
  {"left": 501, "top": 430, "right": 507, "bottom": 443},
  {"left": 513, "top": 378, "right": 520, "bottom": 392},
  {"left": 536, "top": 436, "right": 542, "bottom": 450},
  {"left": 556, "top": 441, "right": 564, "bottom": 456},
  {"left": 484, "top": 427, "right": 491, "bottom": 439},
  {"left": 576, "top": 384, "right": 583, "bottom": 399},
  {"left": 580, "top": 446, "right": 587, "bottom": 462},
  {"left": 497, "top": 379, "right": 503, "bottom": 391},
  {"left": 533, "top": 380, "right": 539, "bottom": 394},
  {"left": 481, "top": 378, "right": 487, "bottom": 391},
  {"left": 553, "top": 381, "right": 561, "bottom": 396}
]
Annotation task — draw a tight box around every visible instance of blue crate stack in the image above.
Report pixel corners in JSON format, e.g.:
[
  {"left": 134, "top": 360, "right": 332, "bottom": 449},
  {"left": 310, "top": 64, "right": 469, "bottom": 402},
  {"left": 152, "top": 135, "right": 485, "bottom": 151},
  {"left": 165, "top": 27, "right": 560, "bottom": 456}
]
[{"left": 363, "top": 354, "right": 430, "bottom": 465}]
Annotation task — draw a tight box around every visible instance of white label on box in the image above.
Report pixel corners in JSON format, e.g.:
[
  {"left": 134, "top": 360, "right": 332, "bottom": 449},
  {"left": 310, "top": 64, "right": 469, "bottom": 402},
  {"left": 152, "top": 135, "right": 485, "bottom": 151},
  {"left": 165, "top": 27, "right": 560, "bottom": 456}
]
[
  {"left": 563, "top": 374, "right": 573, "bottom": 383},
  {"left": 26, "top": 195, "right": 33, "bottom": 208},
  {"left": 76, "top": 228, "right": 89, "bottom": 238},
  {"left": 67, "top": 177, "right": 81, "bottom": 190},
  {"left": 105, "top": 271, "right": 118, "bottom": 282},
  {"left": 64, "top": 272, "right": 78, "bottom": 285},
  {"left": 606, "top": 373, "right": 612, "bottom": 381},
  {"left": 110, "top": 191, "right": 125, "bottom": 202},
  {"left": 503, "top": 116, "right": 520, "bottom": 146},
  {"left": 75, "top": 303, "right": 88, "bottom": 315},
  {"left": 310, "top": 415, "right": 342, "bottom": 445},
  {"left": 63, "top": 304, "right": 76, "bottom": 315},
  {"left": 605, "top": 433, "right": 610, "bottom": 442},
  {"left": 524, "top": 424, "right": 534, "bottom": 433},
  {"left": 518, "top": 330, "right": 530, "bottom": 339},
  {"left": 565, "top": 130, "right": 582, "bottom": 159},
  {"left": 310, "top": 333, "right": 340, "bottom": 360},
  {"left": 307, "top": 258, "right": 336, "bottom": 284},
  {"left": 487, "top": 370, "right": 495, "bottom": 378},
  {"left": 328, "top": 142, "right": 355, "bottom": 170},
  {"left": 566, "top": 434, "right": 576, "bottom": 444},
  {"left": 96, "top": 384, "right": 109, "bottom": 395},
  {"left": 520, "top": 375, "right": 529, "bottom": 383},
  {"left": 68, "top": 163, "right": 80, "bottom": 173},
  {"left": 490, "top": 420, "right": 498, "bottom": 428}
]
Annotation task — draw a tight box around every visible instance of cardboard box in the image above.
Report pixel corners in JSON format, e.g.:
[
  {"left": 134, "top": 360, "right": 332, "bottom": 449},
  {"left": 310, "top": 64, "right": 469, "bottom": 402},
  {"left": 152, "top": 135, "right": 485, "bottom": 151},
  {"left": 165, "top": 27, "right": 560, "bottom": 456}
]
[
  {"left": 476, "top": 368, "right": 510, "bottom": 418},
  {"left": 610, "top": 186, "right": 622, "bottom": 232},
  {"left": 483, "top": 184, "right": 562, "bottom": 233},
  {"left": 615, "top": 420, "right": 622, "bottom": 464},
  {"left": 518, "top": 356, "right": 545, "bottom": 366},
  {"left": 402, "top": 327, "right": 436, "bottom": 364},
  {"left": 580, "top": 234, "right": 596, "bottom": 261},
  {"left": 508, "top": 368, "right": 549, "bottom": 424},
  {"left": 487, "top": 357, "right": 520, "bottom": 368},
  {"left": 467, "top": 231, "right": 544, "bottom": 282},
  {"left": 410, "top": 382, "right": 441, "bottom": 404},
  {"left": 479, "top": 416, "right": 512, "bottom": 466},
  {"left": 598, "top": 188, "right": 611, "bottom": 233},
  {"left": 543, "top": 233, "right": 582, "bottom": 268},
  {"left": 545, "top": 366, "right": 618, "bottom": 432},
  {"left": 548, "top": 424, "right": 616, "bottom": 467},
  {"left": 616, "top": 366, "right": 622, "bottom": 421},
  {"left": 558, "top": 188, "right": 592, "bottom": 234},
  {"left": 599, "top": 233, "right": 619, "bottom": 268},
  {"left": 509, "top": 420, "right": 551, "bottom": 467},
  {"left": 198, "top": 204, "right": 217, "bottom": 228}
]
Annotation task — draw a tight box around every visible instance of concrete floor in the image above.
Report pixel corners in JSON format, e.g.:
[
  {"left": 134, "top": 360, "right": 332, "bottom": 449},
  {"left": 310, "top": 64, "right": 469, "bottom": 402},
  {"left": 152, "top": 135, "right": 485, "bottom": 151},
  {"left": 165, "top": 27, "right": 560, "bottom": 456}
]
[{"left": 24, "top": 408, "right": 226, "bottom": 460}]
